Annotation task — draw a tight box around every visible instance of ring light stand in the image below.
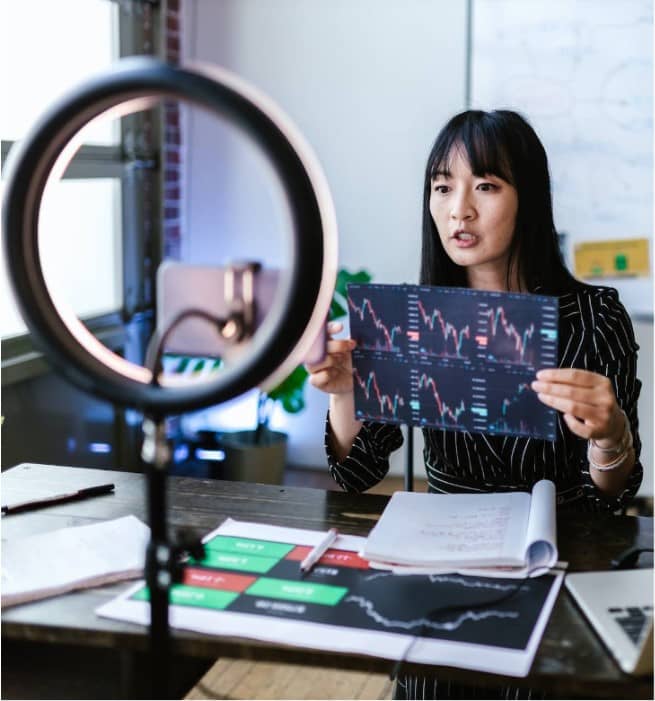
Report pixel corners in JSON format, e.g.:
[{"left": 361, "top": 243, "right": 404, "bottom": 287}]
[{"left": 2, "top": 57, "right": 338, "bottom": 698}]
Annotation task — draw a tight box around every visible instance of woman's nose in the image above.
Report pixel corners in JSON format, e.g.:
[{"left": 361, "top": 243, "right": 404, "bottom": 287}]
[{"left": 450, "top": 191, "right": 475, "bottom": 220}]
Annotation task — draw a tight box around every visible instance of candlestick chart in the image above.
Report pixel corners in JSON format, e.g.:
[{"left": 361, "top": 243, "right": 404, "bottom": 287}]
[
  {"left": 413, "top": 365, "right": 483, "bottom": 431},
  {"left": 352, "top": 352, "right": 412, "bottom": 424},
  {"left": 347, "top": 284, "right": 558, "bottom": 439},
  {"left": 348, "top": 286, "right": 406, "bottom": 353},
  {"left": 485, "top": 374, "right": 556, "bottom": 439},
  {"left": 479, "top": 296, "right": 558, "bottom": 369},
  {"left": 410, "top": 289, "right": 478, "bottom": 360}
]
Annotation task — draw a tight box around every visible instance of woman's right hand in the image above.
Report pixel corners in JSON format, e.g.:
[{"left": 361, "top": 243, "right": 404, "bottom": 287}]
[{"left": 306, "top": 321, "right": 357, "bottom": 395}]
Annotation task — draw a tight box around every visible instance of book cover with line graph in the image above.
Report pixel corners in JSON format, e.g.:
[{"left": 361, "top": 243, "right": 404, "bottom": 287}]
[
  {"left": 348, "top": 284, "right": 559, "bottom": 440},
  {"left": 97, "top": 520, "right": 564, "bottom": 678}
]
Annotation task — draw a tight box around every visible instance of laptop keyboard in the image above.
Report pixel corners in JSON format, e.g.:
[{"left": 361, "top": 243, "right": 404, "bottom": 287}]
[{"left": 608, "top": 605, "right": 653, "bottom": 645}]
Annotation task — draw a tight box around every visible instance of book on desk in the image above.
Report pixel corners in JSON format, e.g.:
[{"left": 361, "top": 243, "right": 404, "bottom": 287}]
[{"left": 97, "top": 517, "right": 565, "bottom": 678}]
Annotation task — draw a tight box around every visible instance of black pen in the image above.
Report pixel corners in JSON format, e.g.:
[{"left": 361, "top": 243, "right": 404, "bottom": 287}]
[{"left": 1, "top": 483, "right": 115, "bottom": 516}]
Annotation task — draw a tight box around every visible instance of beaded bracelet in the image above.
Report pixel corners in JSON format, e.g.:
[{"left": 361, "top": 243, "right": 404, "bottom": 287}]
[
  {"left": 590, "top": 410, "right": 631, "bottom": 455},
  {"left": 587, "top": 417, "right": 634, "bottom": 472}
]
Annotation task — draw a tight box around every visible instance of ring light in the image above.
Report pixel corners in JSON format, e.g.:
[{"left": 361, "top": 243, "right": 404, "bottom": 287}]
[{"left": 2, "top": 57, "right": 338, "bottom": 414}]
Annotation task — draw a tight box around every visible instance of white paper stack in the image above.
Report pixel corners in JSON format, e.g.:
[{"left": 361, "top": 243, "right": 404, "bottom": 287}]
[{"left": 1, "top": 515, "right": 149, "bottom": 608}]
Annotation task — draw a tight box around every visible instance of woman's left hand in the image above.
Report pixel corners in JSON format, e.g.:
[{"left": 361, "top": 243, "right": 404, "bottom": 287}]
[{"left": 532, "top": 368, "right": 624, "bottom": 445}]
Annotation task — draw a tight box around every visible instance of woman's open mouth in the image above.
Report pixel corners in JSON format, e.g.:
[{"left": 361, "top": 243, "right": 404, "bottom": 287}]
[{"left": 451, "top": 231, "right": 479, "bottom": 248}]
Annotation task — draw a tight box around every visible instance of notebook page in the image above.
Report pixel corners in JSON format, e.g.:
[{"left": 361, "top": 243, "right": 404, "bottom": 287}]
[
  {"left": 362, "top": 490, "right": 532, "bottom": 568},
  {"left": 524, "top": 479, "right": 558, "bottom": 572}
]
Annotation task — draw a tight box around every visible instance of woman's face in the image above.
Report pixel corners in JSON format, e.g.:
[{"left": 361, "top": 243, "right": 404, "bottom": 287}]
[{"left": 429, "top": 147, "right": 519, "bottom": 279}]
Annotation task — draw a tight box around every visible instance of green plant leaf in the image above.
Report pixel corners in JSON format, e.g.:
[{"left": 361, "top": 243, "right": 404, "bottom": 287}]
[
  {"left": 264, "top": 266, "right": 372, "bottom": 419},
  {"left": 330, "top": 268, "right": 372, "bottom": 319},
  {"left": 267, "top": 365, "right": 309, "bottom": 414},
  {"left": 280, "top": 389, "right": 305, "bottom": 414}
]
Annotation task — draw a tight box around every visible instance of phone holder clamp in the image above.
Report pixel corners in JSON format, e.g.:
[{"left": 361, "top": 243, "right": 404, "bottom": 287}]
[{"left": 220, "top": 261, "right": 261, "bottom": 343}]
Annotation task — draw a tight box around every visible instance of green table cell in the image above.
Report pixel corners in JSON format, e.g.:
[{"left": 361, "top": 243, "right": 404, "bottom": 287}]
[
  {"left": 192, "top": 550, "right": 279, "bottom": 573},
  {"left": 246, "top": 577, "right": 348, "bottom": 606},
  {"left": 204, "top": 535, "right": 294, "bottom": 559},
  {"left": 132, "top": 584, "right": 238, "bottom": 610}
]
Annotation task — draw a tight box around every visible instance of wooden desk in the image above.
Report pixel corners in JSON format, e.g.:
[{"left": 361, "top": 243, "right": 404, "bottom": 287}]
[{"left": 2, "top": 463, "right": 653, "bottom": 699}]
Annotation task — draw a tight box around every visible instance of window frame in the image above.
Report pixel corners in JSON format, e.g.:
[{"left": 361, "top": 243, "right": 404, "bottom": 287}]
[{"left": 1, "top": 1, "right": 163, "bottom": 388}]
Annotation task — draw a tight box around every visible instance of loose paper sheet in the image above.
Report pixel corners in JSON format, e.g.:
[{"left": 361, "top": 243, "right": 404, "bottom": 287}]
[{"left": 1, "top": 515, "right": 149, "bottom": 607}]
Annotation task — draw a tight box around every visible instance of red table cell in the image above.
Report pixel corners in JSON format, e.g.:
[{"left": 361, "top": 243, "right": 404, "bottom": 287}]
[
  {"left": 183, "top": 568, "right": 257, "bottom": 592},
  {"left": 286, "top": 546, "right": 369, "bottom": 569}
]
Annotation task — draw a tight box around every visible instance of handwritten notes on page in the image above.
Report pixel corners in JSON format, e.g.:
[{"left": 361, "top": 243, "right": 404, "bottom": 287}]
[{"left": 362, "top": 480, "right": 557, "bottom": 573}]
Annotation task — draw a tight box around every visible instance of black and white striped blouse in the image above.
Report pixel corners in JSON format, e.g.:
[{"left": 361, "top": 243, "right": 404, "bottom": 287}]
[{"left": 326, "top": 285, "right": 643, "bottom": 512}]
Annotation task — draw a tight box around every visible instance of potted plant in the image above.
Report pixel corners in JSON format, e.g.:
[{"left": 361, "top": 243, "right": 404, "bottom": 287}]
[{"left": 217, "top": 267, "right": 372, "bottom": 484}]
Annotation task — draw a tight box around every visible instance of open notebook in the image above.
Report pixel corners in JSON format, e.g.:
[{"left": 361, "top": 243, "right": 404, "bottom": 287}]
[
  {"left": 1, "top": 515, "right": 149, "bottom": 608},
  {"left": 362, "top": 479, "right": 557, "bottom": 575}
]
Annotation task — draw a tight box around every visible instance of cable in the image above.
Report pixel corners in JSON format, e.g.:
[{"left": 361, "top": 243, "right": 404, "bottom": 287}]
[
  {"left": 610, "top": 546, "right": 654, "bottom": 570},
  {"left": 390, "top": 566, "right": 566, "bottom": 680}
]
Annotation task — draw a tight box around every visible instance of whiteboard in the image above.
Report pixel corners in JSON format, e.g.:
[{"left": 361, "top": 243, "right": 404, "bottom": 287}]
[{"left": 471, "top": 0, "right": 653, "bottom": 317}]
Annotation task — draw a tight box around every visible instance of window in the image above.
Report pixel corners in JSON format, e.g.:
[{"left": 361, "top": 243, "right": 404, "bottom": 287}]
[{"left": 1, "top": 0, "right": 122, "bottom": 340}]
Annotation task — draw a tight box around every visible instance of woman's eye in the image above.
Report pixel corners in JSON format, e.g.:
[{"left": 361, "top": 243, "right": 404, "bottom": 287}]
[
  {"left": 433, "top": 184, "right": 450, "bottom": 194},
  {"left": 477, "top": 182, "right": 498, "bottom": 192}
]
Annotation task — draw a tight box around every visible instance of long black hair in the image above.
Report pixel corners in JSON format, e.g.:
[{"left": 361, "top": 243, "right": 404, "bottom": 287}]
[{"left": 420, "top": 109, "right": 582, "bottom": 294}]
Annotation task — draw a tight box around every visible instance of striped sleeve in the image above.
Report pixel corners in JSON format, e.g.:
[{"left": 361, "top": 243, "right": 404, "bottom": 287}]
[
  {"left": 324, "top": 414, "right": 403, "bottom": 492},
  {"left": 578, "top": 288, "right": 643, "bottom": 510}
]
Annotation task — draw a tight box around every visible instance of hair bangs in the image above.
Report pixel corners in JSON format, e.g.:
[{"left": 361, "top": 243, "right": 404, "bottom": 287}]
[
  {"left": 429, "top": 113, "right": 514, "bottom": 185},
  {"left": 428, "top": 127, "right": 460, "bottom": 179}
]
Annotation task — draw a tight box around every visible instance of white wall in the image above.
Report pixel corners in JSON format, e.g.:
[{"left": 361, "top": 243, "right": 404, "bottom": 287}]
[
  {"left": 181, "top": 0, "right": 469, "bottom": 471},
  {"left": 469, "top": 0, "right": 653, "bottom": 496},
  {"left": 472, "top": 0, "right": 653, "bottom": 318},
  {"left": 180, "top": 0, "right": 653, "bottom": 496}
]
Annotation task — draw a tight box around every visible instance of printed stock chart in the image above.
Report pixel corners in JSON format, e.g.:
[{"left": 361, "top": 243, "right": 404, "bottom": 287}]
[
  {"left": 411, "top": 294, "right": 478, "bottom": 360},
  {"left": 347, "top": 287, "right": 406, "bottom": 353},
  {"left": 352, "top": 355, "right": 412, "bottom": 423},
  {"left": 413, "top": 365, "right": 483, "bottom": 431},
  {"left": 348, "top": 284, "right": 558, "bottom": 439}
]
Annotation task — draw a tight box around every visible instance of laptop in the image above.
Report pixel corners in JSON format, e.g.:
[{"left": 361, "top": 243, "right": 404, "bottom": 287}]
[{"left": 566, "top": 568, "right": 653, "bottom": 676}]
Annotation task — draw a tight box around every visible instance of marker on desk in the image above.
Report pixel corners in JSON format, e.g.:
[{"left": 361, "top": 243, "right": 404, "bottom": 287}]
[
  {"left": 300, "top": 528, "right": 338, "bottom": 574},
  {"left": 1, "top": 483, "right": 115, "bottom": 516}
]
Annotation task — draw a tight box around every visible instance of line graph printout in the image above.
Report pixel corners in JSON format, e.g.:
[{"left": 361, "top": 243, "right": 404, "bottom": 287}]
[
  {"left": 413, "top": 363, "right": 486, "bottom": 433},
  {"left": 412, "top": 290, "right": 479, "bottom": 360},
  {"left": 347, "top": 285, "right": 407, "bottom": 353},
  {"left": 348, "top": 284, "right": 559, "bottom": 440},
  {"left": 352, "top": 354, "right": 412, "bottom": 424},
  {"left": 486, "top": 373, "right": 557, "bottom": 439},
  {"left": 97, "top": 519, "right": 564, "bottom": 678}
]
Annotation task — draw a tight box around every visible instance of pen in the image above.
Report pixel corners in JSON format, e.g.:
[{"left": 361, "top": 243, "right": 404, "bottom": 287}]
[
  {"left": 1, "top": 483, "right": 115, "bottom": 516},
  {"left": 300, "top": 527, "right": 338, "bottom": 574}
]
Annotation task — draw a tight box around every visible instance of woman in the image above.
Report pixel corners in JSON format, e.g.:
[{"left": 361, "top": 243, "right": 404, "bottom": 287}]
[{"left": 307, "top": 110, "right": 642, "bottom": 698}]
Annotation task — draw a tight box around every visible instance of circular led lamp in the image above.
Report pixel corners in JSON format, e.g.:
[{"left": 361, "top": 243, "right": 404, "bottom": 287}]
[{"left": 2, "top": 57, "right": 338, "bottom": 414}]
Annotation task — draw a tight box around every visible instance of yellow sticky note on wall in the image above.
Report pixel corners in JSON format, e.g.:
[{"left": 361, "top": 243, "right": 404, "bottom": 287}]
[{"left": 574, "top": 238, "right": 650, "bottom": 279}]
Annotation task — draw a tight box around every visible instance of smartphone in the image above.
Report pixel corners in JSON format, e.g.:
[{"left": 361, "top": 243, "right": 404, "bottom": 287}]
[{"left": 156, "top": 261, "right": 326, "bottom": 364}]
